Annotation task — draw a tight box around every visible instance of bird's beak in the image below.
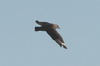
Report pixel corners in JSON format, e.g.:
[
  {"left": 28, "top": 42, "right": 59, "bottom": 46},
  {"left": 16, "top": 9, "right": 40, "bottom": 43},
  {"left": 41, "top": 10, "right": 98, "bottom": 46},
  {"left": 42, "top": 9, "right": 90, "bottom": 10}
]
[{"left": 57, "top": 25, "right": 60, "bottom": 29}]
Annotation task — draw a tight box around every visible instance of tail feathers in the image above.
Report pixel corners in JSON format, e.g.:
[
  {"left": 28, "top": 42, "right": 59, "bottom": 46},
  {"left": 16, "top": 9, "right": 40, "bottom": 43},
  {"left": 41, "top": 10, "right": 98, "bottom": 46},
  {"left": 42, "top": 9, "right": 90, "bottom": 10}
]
[
  {"left": 35, "top": 27, "right": 45, "bottom": 31},
  {"left": 35, "top": 27, "right": 40, "bottom": 31}
]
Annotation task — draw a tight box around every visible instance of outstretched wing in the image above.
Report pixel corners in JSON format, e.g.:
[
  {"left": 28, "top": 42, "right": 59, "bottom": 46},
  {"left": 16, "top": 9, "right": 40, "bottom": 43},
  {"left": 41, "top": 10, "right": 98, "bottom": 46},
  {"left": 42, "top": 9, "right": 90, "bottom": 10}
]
[
  {"left": 46, "top": 28, "right": 64, "bottom": 42},
  {"left": 46, "top": 28, "right": 67, "bottom": 49},
  {"left": 36, "top": 20, "right": 51, "bottom": 26}
]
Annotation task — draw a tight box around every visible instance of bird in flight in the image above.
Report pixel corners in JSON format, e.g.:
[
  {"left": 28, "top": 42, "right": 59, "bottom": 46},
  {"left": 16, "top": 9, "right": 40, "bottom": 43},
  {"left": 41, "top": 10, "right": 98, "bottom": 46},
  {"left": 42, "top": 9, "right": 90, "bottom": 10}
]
[{"left": 35, "top": 20, "right": 67, "bottom": 49}]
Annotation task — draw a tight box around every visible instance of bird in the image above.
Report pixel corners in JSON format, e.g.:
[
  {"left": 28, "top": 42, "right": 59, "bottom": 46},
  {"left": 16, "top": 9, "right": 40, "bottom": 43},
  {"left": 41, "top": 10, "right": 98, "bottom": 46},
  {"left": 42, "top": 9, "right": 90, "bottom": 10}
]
[{"left": 35, "top": 20, "right": 67, "bottom": 49}]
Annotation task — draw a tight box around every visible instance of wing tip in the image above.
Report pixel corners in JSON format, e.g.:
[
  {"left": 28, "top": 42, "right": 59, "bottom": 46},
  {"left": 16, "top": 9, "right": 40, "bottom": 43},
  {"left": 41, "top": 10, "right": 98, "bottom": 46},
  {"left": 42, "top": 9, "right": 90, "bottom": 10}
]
[
  {"left": 62, "top": 43, "right": 68, "bottom": 49},
  {"left": 35, "top": 20, "right": 39, "bottom": 22}
]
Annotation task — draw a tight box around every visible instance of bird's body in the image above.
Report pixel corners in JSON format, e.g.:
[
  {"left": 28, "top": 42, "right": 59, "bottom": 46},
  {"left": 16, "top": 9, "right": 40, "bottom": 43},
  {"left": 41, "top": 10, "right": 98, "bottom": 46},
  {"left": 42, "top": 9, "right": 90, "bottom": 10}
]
[{"left": 35, "top": 20, "right": 67, "bottom": 49}]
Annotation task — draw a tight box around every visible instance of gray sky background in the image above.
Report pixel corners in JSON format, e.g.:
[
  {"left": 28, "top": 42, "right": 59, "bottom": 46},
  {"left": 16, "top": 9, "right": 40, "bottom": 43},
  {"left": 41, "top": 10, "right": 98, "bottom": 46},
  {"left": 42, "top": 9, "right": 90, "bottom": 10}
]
[{"left": 0, "top": 0, "right": 100, "bottom": 66}]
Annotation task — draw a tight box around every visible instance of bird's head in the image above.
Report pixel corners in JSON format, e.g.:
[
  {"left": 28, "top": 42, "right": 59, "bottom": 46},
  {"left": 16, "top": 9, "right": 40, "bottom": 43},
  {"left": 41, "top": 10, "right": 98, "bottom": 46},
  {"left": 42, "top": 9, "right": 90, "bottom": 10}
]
[
  {"left": 57, "top": 25, "right": 60, "bottom": 29},
  {"left": 53, "top": 24, "right": 60, "bottom": 29}
]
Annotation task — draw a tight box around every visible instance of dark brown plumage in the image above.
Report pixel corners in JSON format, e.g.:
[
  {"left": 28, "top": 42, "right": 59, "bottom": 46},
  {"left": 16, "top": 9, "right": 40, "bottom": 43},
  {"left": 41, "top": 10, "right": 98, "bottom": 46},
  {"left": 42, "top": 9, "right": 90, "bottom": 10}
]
[{"left": 35, "top": 20, "right": 67, "bottom": 49}]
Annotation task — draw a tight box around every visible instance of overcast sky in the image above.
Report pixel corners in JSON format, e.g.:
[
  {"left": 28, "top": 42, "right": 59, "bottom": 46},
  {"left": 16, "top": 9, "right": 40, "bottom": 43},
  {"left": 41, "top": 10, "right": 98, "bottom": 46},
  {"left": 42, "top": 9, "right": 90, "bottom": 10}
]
[{"left": 0, "top": 0, "right": 100, "bottom": 66}]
